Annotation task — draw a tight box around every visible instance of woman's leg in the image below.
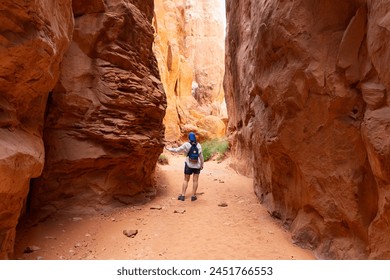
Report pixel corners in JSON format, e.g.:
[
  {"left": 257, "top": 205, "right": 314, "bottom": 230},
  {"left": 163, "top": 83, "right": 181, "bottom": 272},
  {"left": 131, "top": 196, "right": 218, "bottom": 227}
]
[
  {"left": 181, "top": 174, "right": 191, "bottom": 196},
  {"left": 192, "top": 173, "right": 199, "bottom": 200}
]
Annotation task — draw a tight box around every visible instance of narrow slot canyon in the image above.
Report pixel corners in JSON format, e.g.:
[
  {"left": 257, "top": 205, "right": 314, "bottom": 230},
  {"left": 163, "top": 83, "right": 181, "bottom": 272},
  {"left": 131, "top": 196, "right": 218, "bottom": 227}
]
[{"left": 0, "top": 0, "right": 390, "bottom": 261}]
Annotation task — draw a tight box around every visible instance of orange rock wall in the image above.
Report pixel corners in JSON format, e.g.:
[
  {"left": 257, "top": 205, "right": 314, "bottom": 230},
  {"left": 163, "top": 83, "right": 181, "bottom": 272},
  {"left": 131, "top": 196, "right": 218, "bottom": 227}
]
[
  {"left": 153, "top": 0, "right": 226, "bottom": 142},
  {"left": 225, "top": 0, "right": 390, "bottom": 259},
  {"left": 0, "top": 0, "right": 74, "bottom": 259}
]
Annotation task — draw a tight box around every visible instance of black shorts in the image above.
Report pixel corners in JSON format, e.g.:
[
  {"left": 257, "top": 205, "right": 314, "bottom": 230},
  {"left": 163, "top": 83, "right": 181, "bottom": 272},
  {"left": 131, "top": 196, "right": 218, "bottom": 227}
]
[{"left": 184, "top": 162, "right": 201, "bottom": 175}]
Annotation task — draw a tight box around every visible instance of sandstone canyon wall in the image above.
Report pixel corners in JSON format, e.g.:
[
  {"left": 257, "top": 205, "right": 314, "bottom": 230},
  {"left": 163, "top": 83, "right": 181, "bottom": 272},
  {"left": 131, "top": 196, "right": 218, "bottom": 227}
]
[
  {"left": 0, "top": 0, "right": 165, "bottom": 259},
  {"left": 153, "top": 0, "right": 226, "bottom": 141},
  {"left": 31, "top": 0, "right": 166, "bottom": 212},
  {"left": 225, "top": 0, "right": 390, "bottom": 259},
  {"left": 0, "top": 0, "right": 74, "bottom": 259}
]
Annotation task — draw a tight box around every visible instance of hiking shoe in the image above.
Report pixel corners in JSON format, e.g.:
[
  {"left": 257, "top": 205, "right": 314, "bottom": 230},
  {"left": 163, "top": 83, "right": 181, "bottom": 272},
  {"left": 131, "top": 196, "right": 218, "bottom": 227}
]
[
  {"left": 191, "top": 195, "right": 197, "bottom": 201},
  {"left": 178, "top": 195, "right": 185, "bottom": 201}
]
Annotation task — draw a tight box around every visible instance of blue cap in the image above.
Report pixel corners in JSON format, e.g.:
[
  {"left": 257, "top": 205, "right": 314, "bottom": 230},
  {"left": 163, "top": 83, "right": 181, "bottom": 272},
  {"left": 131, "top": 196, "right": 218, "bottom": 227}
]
[{"left": 188, "top": 132, "right": 196, "bottom": 142}]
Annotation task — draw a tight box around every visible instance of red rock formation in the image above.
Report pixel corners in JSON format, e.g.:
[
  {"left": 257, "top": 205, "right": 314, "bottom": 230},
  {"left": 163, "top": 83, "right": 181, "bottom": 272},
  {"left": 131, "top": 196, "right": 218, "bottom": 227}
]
[
  {"left": 0, "top": 0, "right": 74, "bottom": 259},
  {"left": 30, "top": 0, "right": 166, "bottom": 212},
  {"left": 225, "top": 0, "right": 390, "bottom": 259}
]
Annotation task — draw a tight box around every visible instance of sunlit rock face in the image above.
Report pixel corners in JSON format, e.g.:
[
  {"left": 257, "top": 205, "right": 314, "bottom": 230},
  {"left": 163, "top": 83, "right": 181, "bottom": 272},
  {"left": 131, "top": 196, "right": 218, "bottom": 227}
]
[
  {"left": 30, "top": 0, "right": 166, "bottom": 212},
  {"left": 0, "top": 0, "right": 74, "bottom": 259},
  {"left": 225, "top": 0, "right": 390, "bottom": 259},
  {"left": 153, "top": 0, "right": 226, "bottom": 142}
]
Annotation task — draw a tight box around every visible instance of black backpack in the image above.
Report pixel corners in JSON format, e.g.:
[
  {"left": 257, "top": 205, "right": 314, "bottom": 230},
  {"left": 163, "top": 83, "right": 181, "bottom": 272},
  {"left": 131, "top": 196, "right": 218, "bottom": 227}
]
[{"left": 187, "top": 142, "right": 199, "bottom": 163}]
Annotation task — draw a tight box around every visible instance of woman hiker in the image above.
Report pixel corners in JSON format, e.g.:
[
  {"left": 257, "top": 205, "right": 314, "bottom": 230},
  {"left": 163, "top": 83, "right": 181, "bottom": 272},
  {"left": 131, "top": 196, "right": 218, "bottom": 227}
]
[{"left": 166, "top": 132, "right": 204, "bottom": 201}]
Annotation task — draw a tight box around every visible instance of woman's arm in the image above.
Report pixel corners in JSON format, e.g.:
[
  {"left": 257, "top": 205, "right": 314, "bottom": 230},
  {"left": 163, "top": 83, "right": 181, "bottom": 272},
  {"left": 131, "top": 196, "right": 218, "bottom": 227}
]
[{"left": 166, "top": 143, "right": 188, "bottom": 153}]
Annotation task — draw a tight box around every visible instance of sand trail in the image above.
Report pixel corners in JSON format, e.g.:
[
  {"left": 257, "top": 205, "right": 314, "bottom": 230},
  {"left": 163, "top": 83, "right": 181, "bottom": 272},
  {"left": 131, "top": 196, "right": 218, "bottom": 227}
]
[{"left": 14, "top": 154, "right": 315, "bottom": 260}]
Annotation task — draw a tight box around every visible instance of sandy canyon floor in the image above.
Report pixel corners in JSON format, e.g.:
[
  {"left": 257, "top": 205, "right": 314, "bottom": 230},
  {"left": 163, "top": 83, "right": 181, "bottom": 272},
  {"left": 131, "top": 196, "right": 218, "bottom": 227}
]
[{"left": 14, "top": 153, "right": 315, "bottom": 260}]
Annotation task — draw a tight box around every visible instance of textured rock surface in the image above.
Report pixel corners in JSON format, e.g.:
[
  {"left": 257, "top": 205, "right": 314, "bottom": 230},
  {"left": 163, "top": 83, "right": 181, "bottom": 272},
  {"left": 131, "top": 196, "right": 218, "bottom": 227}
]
[
  {"left": 30, "top": 0, "right": 166, "bottom": 212},
  {"left": 153, "top": 0, "right": 226, "bottom": 142},
  {"left": 0, "top": 0, "right": 74, "bottom": 259},
  {"left": 225, "top": 0, "right": 390, "bottom": 259}
]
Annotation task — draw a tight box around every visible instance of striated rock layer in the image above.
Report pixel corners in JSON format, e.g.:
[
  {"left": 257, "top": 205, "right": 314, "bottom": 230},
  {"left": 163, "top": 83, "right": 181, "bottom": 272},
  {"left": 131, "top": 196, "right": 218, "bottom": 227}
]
[
  {"left": 153, "top": 0, "right": 226, "bottom": 142},
  {"left": 0, "top": 0, "right": 74, "bottom": 259},
  {"left": 30, "top": 0, "right": 166, "bottom": 212},
  {"left": 225, "top": 0, "right": 390, "bottom": 259}
]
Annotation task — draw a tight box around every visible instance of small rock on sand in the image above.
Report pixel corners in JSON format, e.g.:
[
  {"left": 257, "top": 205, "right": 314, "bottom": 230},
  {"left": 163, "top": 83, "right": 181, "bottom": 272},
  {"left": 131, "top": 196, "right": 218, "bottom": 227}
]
[
  {"left": 218, "top": 202, "right": 228, "bottom": 207},
  {"left": 23, "top": 246, "right": 41, "bottom": 254},
  {"left": 123, "top": 229, "right": 138, "bottom": 238}
]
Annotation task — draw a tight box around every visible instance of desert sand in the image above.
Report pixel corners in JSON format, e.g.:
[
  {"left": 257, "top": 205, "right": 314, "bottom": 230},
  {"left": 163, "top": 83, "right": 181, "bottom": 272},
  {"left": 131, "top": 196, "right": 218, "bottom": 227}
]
[{"left": 14, "top": 153, "right": 315, "bottom": 260}]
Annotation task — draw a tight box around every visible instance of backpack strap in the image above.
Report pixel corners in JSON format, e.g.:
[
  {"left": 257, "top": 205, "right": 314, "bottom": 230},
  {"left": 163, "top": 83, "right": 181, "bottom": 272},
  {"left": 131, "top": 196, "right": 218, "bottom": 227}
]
[{"left": 187, "top": 141, "right": 195, "bottom": 156}]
